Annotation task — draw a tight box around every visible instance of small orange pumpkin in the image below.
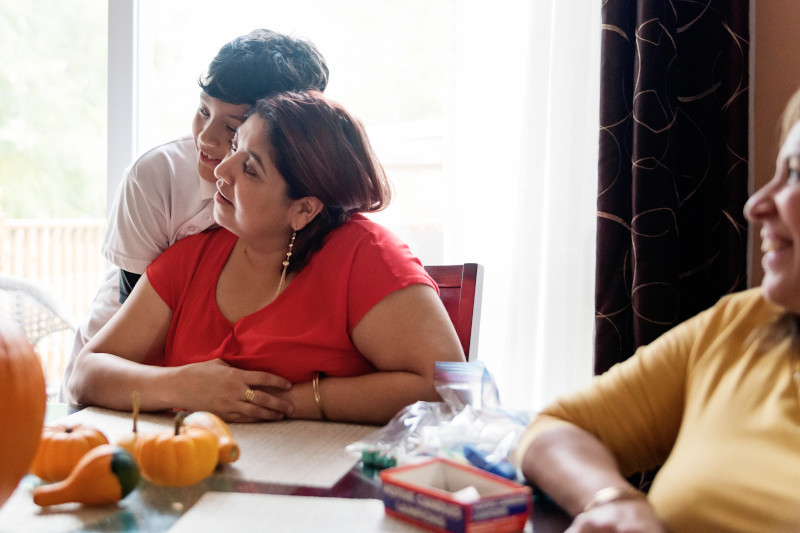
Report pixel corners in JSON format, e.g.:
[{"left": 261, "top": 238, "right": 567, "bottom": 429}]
[
  {"left": 184, "top": 411, "right": 240, "bottom": 464},
  {"left": 135, "top": 412, "right": 218, "bottom": 487},
  {"left": 115, "top": 391, "right": 141, "bottom": 456},
  {"left": 30, "top": 424, "right": 109, "bottom": 482},
  {"left": 0, "top": 319, "right": 47, "bottom": 510}
]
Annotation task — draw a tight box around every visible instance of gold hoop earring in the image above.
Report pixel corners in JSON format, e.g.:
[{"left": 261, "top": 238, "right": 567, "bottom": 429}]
[{"left": 274, "top": 231, "right": 296, "bottom": 299}]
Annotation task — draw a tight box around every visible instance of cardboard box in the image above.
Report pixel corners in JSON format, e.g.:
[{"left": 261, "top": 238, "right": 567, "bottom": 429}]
[{"left": 379, "top": 458, "right": 532, "bottom": 533}]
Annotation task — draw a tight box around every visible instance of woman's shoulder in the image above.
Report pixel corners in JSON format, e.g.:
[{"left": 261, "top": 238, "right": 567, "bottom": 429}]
[
  {"left": 327, "top": 214, "right": 405, "bottom": 246},
  {"left": 313, "top": 214, "right": 426, "bottom": 279},
  {"left": 680, "top": 287, "right": 784, "bottom": 344},
  {"left": 149, "top": 228, "right": 233, "bottom": 287},
  {"left": 161, "top": 227, "right": 234, "bottom": 259},
  {"left": 712, "top": 287, "right": 780, "bottom": 317}
]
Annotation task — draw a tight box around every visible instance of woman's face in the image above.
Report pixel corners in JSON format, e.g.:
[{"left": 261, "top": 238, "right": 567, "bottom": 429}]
[
  {"left": 212, "top": 114, "right": 295, "bottom": 242},
  {"left": 745, "top": 121, "right": 800, "bottom": 313},
  {"left": 192, "top": 92, "right": 250, "bottom": 183}
]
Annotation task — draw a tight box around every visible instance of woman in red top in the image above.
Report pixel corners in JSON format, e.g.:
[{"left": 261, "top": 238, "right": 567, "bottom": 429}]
[{"left": 69, "top": 91, "right": 466, "bottom": 424}]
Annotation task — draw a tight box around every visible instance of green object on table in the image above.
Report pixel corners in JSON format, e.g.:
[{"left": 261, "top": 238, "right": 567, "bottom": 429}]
[{"left": 361, "top": 447, "right": 397, "bottom": 470}]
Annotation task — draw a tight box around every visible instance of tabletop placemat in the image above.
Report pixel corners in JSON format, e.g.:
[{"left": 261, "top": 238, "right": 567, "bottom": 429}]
[
  {"left": 62, "top": 407, "right": 378, "bottom": 488},
  {"left": 0, "top": 407, "right": 379, "bottom": 533},
  {"left": 166, "top": 492, "right": 418, "bottom": 533}
]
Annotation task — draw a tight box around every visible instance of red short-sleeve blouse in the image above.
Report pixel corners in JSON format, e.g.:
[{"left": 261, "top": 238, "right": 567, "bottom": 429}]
[{"left": 146, "top": 214, "right": 437, "bottom": 383}]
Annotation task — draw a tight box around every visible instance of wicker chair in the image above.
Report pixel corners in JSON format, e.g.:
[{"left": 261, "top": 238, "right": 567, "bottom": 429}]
[{"left": 0, "top": 273, "right": 76, "bottom": 348}]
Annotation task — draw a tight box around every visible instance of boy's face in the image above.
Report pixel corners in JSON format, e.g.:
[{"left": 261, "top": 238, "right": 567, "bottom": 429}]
[{"left": 192, "top": 92, "right": 249, "bottom": 183}]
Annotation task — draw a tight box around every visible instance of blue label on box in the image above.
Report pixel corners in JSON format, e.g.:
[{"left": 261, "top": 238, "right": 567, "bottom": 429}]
[
  {"left": 382, "top": 483, "right": 466, "bottom": 532},
  {"left": 471, "top": 494, "right": 530, "bottom": 521}
]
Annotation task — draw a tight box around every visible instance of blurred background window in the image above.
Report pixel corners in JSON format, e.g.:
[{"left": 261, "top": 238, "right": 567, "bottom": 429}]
[
  {"left": 3, "top": 0, "right": 599, "bottom": 411},
  {"left": 0, "top": 0, "right": 107, "bottom": 390},
  {"left": 0, "top": 0, "right": 107, "bottom": 220}
]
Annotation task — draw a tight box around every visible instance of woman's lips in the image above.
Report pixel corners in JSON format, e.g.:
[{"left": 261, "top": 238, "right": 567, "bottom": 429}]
[
  {"left": 761, "top": 236, "right": 792, "bottom": 274},
  {"left": 215, "top": 190, "right": 232, "bottom": 205},
  {"left": 761, "top": 237, "right": 789, "bottom": 253}
]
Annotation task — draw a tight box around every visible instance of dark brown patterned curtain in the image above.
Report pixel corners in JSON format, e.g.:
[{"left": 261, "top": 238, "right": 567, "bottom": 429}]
[{"left": 595, "top": 1, "right": 750, "bottom": 375}]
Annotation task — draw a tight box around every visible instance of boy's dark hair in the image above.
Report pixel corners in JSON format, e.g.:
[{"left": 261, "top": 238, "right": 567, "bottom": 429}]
[{"left": 198, "top": 29, "right": 329, "bottom": 105}]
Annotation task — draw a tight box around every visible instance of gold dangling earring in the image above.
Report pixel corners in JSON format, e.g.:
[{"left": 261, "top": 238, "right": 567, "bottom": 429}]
[{"left": 274, "top": 231, "right": 296, "bottom": 299}]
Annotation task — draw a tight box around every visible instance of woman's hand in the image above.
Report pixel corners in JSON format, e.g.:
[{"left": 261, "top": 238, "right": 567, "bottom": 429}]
[
  {"left": 72, "top": 276, "right": 293, "bottom": 422},
  {"left": 177, "top": 359, "right": 294, "bottom": 422},
  {"left": 566, "top": 500, "right": 667, "bottom": 533}
]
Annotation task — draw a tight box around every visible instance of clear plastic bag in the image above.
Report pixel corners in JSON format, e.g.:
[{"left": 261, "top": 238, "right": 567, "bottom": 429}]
[{"left": 346, "top": 362, "right": 530, "bottom": 479}]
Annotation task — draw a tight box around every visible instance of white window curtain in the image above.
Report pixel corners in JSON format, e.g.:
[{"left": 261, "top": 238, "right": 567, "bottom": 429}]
[
  {"left": 443, "top": 1, "right": 599, "bottom": 410},
  {"left": 107, "top": 0, "right": 599, "bottom": 413}
]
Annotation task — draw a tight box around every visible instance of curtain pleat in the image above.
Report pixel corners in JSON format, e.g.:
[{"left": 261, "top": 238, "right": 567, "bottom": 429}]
[{"left": 595, "top": 0, "right": 750, "bottom": 375}]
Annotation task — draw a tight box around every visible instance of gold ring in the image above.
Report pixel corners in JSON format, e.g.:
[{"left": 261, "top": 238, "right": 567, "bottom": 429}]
[{"left": 245, "top": 388, "right": 255, "bottom": 403}]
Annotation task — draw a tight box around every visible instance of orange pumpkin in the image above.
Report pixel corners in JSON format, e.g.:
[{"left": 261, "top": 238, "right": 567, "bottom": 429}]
[
  {"left": 0, "top": 319, "right": 46, "bottom": 510},
  {"left": 30, "top": 424, "right": 109, "bottom": 482},
  {"left": 135, "top": 412, "right": 218, "bottom": 487},
  {"left": 115, "top": 391, "right": 141, "bottom": 456},
  {"left": 184, "top": 411, "right": 240, "bottom": 464}
]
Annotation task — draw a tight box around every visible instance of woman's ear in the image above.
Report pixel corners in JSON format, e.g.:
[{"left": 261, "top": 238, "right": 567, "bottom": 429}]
[{"left": 291, "top": 196, "right": 324, "bottom": 231}]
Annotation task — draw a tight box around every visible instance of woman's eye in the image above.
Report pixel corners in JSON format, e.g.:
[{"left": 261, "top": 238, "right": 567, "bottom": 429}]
[
  {"left": 788, "top": 157, "right": 800, "bottom": 184},
  {"left": 198, "top": 107, "right": 210, "bottom": 117}
]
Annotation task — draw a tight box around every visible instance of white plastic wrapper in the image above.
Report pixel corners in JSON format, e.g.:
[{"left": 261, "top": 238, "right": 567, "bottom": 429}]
[{"left": 347, "top": 362, "right": 530, "bottom": 480}]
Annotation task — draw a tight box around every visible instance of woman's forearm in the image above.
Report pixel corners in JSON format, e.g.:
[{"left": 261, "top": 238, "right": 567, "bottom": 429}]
[
  {"left": 521, "top": 423, "right": 636, "bottom": 516},
  {"left": 283, "top": 370, "right": 439, "bottom": 425},
  {"left": 68, "top": 352, "right": 183, "bottom": 411}
]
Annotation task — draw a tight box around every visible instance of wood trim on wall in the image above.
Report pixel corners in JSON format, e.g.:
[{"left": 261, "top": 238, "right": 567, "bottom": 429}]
[{"left": 750, "top": 1, "right": 800, "bottom": 287}]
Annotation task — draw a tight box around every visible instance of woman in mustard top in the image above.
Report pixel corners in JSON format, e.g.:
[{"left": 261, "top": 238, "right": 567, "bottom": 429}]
[{"left": 514, "top": 105, "right": 800, "bottom": 531}]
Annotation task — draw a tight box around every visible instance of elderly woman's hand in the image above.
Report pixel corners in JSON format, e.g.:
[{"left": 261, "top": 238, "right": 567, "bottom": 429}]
[
  {"left": 566, "top": 499, "right": 667, "bottom": 533},
  {"left": 177, "top": 358, "right": 294, "bottom": 422}
]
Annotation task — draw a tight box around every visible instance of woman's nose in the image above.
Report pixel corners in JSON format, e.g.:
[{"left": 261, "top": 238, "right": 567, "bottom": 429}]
[
  {"left": 215, "top": 157, "right": 233, "bottom": 183},
  {"left": 744, "top": 184, "right": 775, "bottom": 223}
]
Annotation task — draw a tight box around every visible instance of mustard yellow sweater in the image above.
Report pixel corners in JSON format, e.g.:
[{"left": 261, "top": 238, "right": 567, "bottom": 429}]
[{"left": 516, "top": 288, "right": 800, "bottom": 532}]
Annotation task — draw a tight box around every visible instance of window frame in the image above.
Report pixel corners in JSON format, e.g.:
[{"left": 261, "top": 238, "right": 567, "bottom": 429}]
[{"left": 107, "top": 0, "right": 138, "bottom": 215}]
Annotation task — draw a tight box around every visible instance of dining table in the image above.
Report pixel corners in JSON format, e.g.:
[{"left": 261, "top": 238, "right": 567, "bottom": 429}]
[{"left": 0, "top": 404, "right": 571, "bottom": 533}]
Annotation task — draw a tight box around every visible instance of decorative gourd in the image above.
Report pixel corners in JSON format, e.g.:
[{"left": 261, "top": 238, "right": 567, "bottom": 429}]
[
  {"left": 0, "top": 319, "right": 47, "bottom": 510},
  {"left": 30, "top": 423, "right": 109, "bottom": 482},
  {"left": 135, "top": 412, "right": 218, "bottom": 487},
  {"left": 32, "top": 444, "right": 140, "bottom": 506},
  {"left": 184, "top": 411, "right": 240, "bottom": 464},
  {"left": 115, "top": 391, "right": 141, "bottom": 455}
]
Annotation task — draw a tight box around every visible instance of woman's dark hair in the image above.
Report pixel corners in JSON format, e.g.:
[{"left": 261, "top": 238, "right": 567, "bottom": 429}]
[
  {"left": 252, "top": 90, "right": 392, "bottom": 273},
  {"left": 198, "top": 29, "right": 329, "bottom": 105}
]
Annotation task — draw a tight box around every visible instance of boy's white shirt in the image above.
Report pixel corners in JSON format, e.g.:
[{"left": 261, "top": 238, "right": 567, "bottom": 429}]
[{"left": 60, "top": 135, "right": 217, "bottom": 402}]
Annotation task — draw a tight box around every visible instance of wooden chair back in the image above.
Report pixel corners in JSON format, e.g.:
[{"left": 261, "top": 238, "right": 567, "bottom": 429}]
[{"left": 424, "top": 263, "right": 484, "bottom": 361}]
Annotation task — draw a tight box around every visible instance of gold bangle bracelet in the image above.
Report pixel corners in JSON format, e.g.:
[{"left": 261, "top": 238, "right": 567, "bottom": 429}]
[
  {"left": 582, "top": 486, "right": 646, "bottom": 513},
  {"left": 313, "top": 372, "right": 328, "bottom": 420}
]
